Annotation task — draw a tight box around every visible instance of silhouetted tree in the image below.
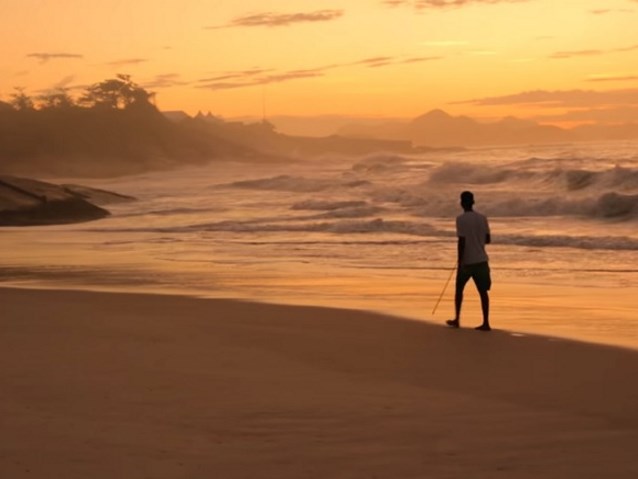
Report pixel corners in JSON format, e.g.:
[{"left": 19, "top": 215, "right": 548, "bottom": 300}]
[
  {"left": 79, "top": 74, "right": 155, "bottom": 110},
  {"left": 9, "top": 88, "right": 34, "bottom": 110},
  {"left": 0, "top": 73, "right": 257, "bottom": 177},
  {"left": 37, "top": 89, "right": 76, "bottom": 110}
]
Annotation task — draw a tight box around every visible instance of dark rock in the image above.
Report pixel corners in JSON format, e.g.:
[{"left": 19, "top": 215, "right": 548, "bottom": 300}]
[
  {"left": 0, "top": 175, "right": 112, "bottom": 226},
  {"left": 61, "top": 184, "right": 136, "bottom": 206}
]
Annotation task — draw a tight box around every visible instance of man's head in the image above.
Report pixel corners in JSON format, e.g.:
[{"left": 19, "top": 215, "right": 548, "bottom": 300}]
[{"left": 460, "top": 191, "right": 474, "bottom": 210}]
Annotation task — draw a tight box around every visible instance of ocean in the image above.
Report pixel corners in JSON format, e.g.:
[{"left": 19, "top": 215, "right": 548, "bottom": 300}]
[{"left": 2, "top": 141, "right": 638, "bottom": 349}]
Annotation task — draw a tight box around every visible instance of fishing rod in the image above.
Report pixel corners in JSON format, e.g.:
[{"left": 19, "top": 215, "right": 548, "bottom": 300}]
[{"left": 431, "top": 264, "right": 457, "bottom": 316}]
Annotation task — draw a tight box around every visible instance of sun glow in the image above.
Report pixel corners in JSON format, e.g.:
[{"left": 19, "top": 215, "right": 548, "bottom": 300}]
[{"left": 1, "top": 0, "right": 637, "bottom": 124}]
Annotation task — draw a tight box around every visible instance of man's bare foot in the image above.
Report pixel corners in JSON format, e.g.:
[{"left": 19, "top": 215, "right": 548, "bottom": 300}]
[
  {"left": 475, "top": 324, "right": 491, "bottom": 331},
  {"left": 446, "top": 319, "right": 460, "bottom": 328}
]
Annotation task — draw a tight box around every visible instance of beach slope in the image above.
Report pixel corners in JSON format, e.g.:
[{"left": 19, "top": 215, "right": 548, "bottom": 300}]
[{"left": 1, "top": 287, "right": 637, "bottom": 478}]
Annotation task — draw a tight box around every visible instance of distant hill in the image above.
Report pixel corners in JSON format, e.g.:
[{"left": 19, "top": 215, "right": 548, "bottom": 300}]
[
  {"left": 0, "top": 103, "right": 419, "bottom": 179},
  {"left": 337, "top": 109, "right": 638, "bottom": 147},
  {"left": 188, "top": 115, "right": 417, "bottom": 158},
  {"left": 409, "top": 109, "right": 568, "bottom": 146},
  {"left": 226, "top": 114, "right": 407, "bottom": 138},
  {"left": 163, "top": 112, "right": 417, "bottom": 155},
  {"left": 162, "top": 110, "right": 191, "bottom": 122},
  {"left": 0, "top": 105, "right": 277, "bottom": 177}
]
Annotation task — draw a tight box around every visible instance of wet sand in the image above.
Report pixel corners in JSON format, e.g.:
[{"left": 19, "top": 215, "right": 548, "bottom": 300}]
[{"left": 1, "top": 287, "right": 637, "bottom": 478}]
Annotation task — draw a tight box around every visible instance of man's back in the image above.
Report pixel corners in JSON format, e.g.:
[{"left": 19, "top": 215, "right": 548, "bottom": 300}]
[{"left": 456, "top": 210, "right": 490, "bottom": 265}]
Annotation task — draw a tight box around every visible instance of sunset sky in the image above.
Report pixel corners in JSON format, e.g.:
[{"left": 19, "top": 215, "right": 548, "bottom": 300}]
[{"left": 1, "top": 0, "right": 638, "bottom": 125}]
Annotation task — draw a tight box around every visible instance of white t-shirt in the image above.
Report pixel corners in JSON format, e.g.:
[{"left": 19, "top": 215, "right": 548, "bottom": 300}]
[{"left": 456, "top": 210, "right": 490, "bottom": 265}]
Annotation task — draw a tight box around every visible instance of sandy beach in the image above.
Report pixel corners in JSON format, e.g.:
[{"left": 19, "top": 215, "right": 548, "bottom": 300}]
[{"left": 1, "top": 286, "right": 637, "bottom": 478}]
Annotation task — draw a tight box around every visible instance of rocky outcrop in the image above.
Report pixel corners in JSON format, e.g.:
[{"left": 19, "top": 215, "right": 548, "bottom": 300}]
[
  {"left": 60, "top": 184, "right": 136, "bottom": 206},
  {"left": 0, "top": 175, "right": 134, "bottom": 226}
]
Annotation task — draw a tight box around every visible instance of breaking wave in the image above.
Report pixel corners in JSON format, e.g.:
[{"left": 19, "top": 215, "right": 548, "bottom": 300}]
[
  {"left": 172, "top": 216, "right": 638, "bottom": 251},
  {"left": 291, "top": 200, "right": 368, "bottom": 210},
  {"left": 188, "top": 217, "right": 439, "bottom": 237},
  {"left": 222, "top": 175, "right": 333, "bottom": 192},
  {"left": 222, "top": 174, "right": 372, "bottom": 193},
  {"left": 426, "top": 161, "right": 638, "bottom": 193},
  {"left": 499, "top": 233, "right": 638, "bottom": 251},
  {"left": 487, "top": 192, "right": 638, "bottom": 219}
]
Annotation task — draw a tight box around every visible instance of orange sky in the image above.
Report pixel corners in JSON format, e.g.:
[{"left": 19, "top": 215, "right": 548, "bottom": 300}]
[{"left": 1, "top": 0, "right": 638, "bottom": 125}]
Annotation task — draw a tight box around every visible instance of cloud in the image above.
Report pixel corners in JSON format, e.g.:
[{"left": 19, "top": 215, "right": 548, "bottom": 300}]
[
  {"left": 355, "top": 56, "right": 396, "bottom": 68},
  {"left": 590, "top": 8, "right": 633, "bottom": 15},
  {"left": 207, "top": 9, "right": 344, "bottom": 29},
  {"left": 34, "top": 76, "right": 84, "bottom": 95},
  {"left": 421, "top": 40, "right": 469, "bottom": 47},
  {"left": 362, "top": 55, "right": 442, "bottom": 66},
  {"left": 550, "top": 49, "right": 604, "bottom": 59},
  {"left": 349, "top": 55, "right": 441, "bottom": 68},
  {"left": 550, "top": 43, "right": 638, "bottom": 59},
  {"left": 198, "top": 69, "right": 325, "bottom": 90},
  {"left": 586, "top": 74, "right": 638, "bottom": 83},
  {"left": 54, "top": 75, "right": 76, "bottom": 89},
  {"left": 106, "top": 58, "right": 149, "bottom": 66},
  {"left": 383, "top": 0, "right": 528, "bottom": 10},
  {"left": 264, "top": 70, "right": 326, "bottom": 82},
  {"left": 399, "top": 56, "right": 443, "bottom": 63},
  {"left": 197, "top": 54, "right": 443, "bottom": 91},
  {"left": 469, "top": 50, "right": 498, "bottom": 55},
  {"left": 26, "top": 52, "right": 83, "bottom": 64},
  {"left": 198, "top": 69, "right": 274, "bottom": 83},
  {"left": 142, "top": 73, "right": 191, "bottom": 89},
  {"left": 457, "top": 88, "right": 638, "bottom": 108}
]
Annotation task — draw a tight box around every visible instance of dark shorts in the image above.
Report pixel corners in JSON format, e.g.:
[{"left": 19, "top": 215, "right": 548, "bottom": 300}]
[{"left": 456, "top": 261, "right": 491, "bottom": 292}]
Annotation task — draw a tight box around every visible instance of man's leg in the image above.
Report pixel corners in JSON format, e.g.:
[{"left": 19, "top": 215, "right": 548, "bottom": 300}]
[
  {"left": 447, "top": 269, "right": 470, "bottom": 328},
  {"left": 474, "top": 262, "right": 491, "bottom": 331},
  {"left": 475, "top": 288, "right": 491, "bottom": 331}
]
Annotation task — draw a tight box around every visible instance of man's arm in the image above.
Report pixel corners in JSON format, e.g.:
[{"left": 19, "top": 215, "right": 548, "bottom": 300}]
[
  {"left": 457, "top": 236, "right": 465, "bottom": 266},
  {"left": 485, "top": 233, "right": 491, "bottom": 245}
]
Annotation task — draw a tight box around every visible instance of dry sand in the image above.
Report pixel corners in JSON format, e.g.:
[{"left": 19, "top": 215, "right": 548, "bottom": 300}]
[{"left": 1, "top": 287, "right": 637, "bottom": 478}]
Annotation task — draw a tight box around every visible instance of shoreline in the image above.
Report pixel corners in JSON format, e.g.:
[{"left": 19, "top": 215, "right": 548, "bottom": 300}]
[
  {"left": 2, "top": 286, "right": 637, "bottom": 478},
  {"left": 2, "top": 278, "right": 637, "bottom": 352}
]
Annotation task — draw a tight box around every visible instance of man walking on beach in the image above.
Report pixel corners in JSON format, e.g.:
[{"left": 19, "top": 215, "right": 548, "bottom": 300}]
[{"left": 446, "top": 191, "right": 492, "bottom": 331}]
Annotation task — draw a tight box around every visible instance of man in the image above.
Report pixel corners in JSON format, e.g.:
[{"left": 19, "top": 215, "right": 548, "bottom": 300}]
[{"left": 446, "top": 191, "right": 492, "bottom": 331}]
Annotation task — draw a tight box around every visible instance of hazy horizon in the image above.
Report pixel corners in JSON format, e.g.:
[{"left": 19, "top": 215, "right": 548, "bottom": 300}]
[{"left": 2, "top": 0, "right": 638, "bottom": 128}]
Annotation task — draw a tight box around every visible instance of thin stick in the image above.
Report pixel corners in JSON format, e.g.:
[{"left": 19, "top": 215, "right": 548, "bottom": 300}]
[{"left": 431, "top": 265, "right": 457, "bottom": 316}]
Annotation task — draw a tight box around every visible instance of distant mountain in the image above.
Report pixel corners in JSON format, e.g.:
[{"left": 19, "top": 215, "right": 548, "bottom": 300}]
[
  {"left": 194, "top": 117, "right": 416, "bottom": 157},
  {"left": 337, "top": 109, "right": 638, "bottom": 147},
  {"left": 228, "top": 114, "right": 408, "bottom": 138},
  {"left": 338, "top": 109, "right": 575, "bottom": 147}
]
